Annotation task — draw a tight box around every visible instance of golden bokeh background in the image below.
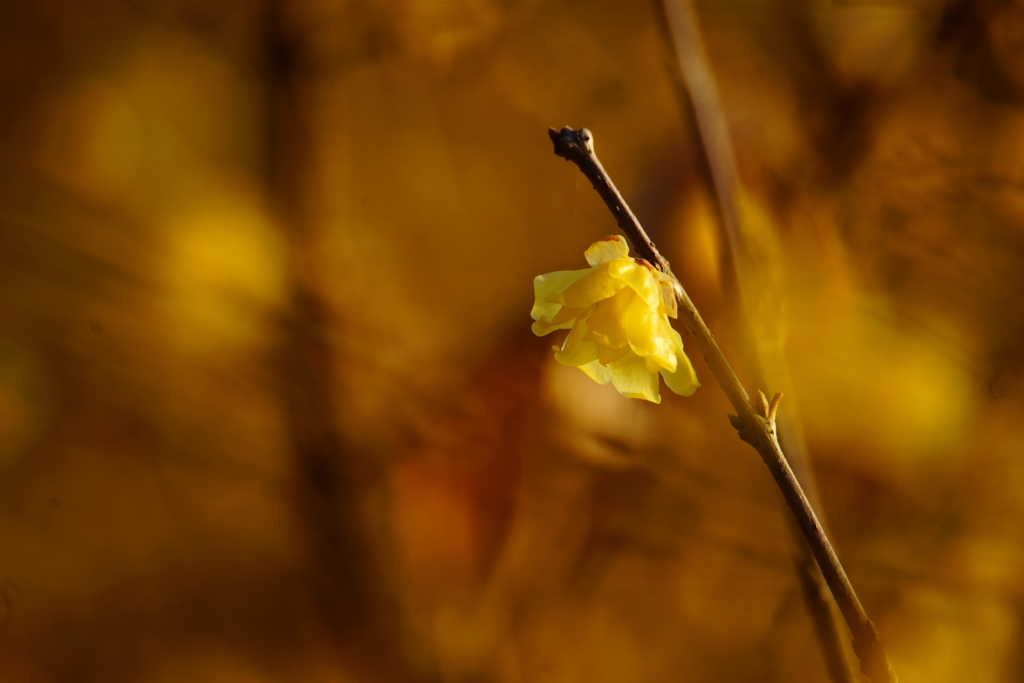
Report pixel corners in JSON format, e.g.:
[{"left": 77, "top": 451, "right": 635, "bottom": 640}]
[{"left": 1, "top": 1, "right": 1023, "bottom": 681}]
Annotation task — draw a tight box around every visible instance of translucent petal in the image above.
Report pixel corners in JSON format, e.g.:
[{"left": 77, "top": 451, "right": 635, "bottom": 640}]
[
  {"left": 556, "top": 338, "right": 601, "bottom": 367},
  {"left": 584, "top": 235, "right": 630, "bottom": 267},
  {"left": 606, "top": 258, "right": 662, "bottom": 311},
  {"left": 661, "top": 328, "right": 700, "bottom": 397},
  {"left": 583, "top": 287, "right": 635, "bottom": 349},
  {"left": 596, "top": 343, "right": 630, "bottom": 365},
  {"left": 532, "top": 305, "right": 588, "bottom": 336},
  {"left": 609, "top": 352, "right": 661, "bottom": 403},
  {"left": 622, "top": 294, "right": 677, "bottom": 372},
  {"left": 532, "top": 318, "right": 574, "bottom": 336},
  {"left": 655, "top": 273, "right": 678, "bottom": 318},
  {"left": 532, "top": 268, "right": 591, "bottom": 321},
  {"left": 556, "top": 263, "right": 628, "bottom": 308},
  {"left": 550, "top": 304, "right": 588, "bottom": 325},
  {"left": 554, "top": 315, "right": 600, "bottom": 367},
  {"left": 645, "top": 356, "right": 665, "bottom": 373},
  {"left": 578, "top": 359, "right": 612, "bottom": 384}
]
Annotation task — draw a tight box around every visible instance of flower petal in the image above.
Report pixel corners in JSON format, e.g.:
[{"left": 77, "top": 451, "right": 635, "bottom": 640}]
[
  {"left": 532, "top": 318, "right": 573, "bottom": 336},
  {"left": 606, "top": 258, "right": 662, "bottom": 311},
  {"left": 578, "top": 359, "right": 612, "bottom": 384},
  {"left": 555, "top": 262, "right": 627, "bottom": 308},
  {"left": 584, "top": 235, "right": 630, "bottom": 267},
  {"left": 583, "top": 287, "right": 635, "bottom": 349},
  {"left": 596, "top": 343, "right": 630, "bottom": 365},
  {"left": 655, "top": 272, "right": 678, "bottom": 318},
  {"left": 532, "top": 268, "right": 591, "bottom": 321},
  {"left": 554, "top": 315, "right": 600, "bottom": 367},
  {"left": 531, "top": 305, "right": 588, "bottom": 336},
  {"left": 609, "top": 352, "right": 661, "bottom": 403},
  {"left": 660, "top": 328, "right": 700, "bottom": 397},
  {"left": 622, "top": 294, "right": 677, "bottom": 373}
]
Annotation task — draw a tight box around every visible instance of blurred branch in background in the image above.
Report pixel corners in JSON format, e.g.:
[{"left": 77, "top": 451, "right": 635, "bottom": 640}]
[
  {"left": 655, "top": 0, "right": 855, "bottom": 680},
  {"left": 259, "top": 2, "right": 435, "bottom": 681}
]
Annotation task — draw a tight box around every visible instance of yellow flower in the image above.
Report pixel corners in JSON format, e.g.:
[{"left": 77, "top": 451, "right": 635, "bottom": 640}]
[{"left": 531, "top": 235, "right": 699, "bottom": 403}]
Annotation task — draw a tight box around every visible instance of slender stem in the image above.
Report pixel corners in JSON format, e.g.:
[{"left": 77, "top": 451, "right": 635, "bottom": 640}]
[{"left": 548, "top": 126, "right": 897, "bottom": 683}]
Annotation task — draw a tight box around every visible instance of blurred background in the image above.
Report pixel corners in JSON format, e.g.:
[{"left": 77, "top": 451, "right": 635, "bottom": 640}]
[{"left": 1, "top": 0, "right": 1023, "bottom": 681}]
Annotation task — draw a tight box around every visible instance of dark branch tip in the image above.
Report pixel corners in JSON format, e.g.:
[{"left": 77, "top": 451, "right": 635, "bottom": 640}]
[{"left": 548, "top": 126, "right": 595, "bottom": 161}]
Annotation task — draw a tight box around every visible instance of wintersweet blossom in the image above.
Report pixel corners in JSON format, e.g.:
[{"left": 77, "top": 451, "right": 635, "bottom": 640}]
[{"left": 531, "top": 235, "right": 699, "bottom": 403}]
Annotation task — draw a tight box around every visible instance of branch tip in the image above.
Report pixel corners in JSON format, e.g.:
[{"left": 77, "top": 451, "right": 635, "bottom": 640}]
[
  {"left": 549, "top": 126, "right": 594, "bottom": 162},
  {"left": 768, "top": 391, "right": 783, "bottom": 421}
]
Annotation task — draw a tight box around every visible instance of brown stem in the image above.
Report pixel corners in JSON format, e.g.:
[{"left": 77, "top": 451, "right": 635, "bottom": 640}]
[{"left": 548, "top": 126, "right": 897, "bottom": 683}]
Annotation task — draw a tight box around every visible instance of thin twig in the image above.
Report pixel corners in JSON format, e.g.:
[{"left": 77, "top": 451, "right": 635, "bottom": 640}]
[
  {"left": 548, "top": 126, "right": 897, "bottom": 683},
  {"left": 656, "top": 1, "right": 857, "bottom": 680}
]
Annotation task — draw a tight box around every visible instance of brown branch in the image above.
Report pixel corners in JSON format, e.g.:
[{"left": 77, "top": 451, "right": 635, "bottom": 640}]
[{"left": 548, "top": 126, "right": 897, "bottom": 683}]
